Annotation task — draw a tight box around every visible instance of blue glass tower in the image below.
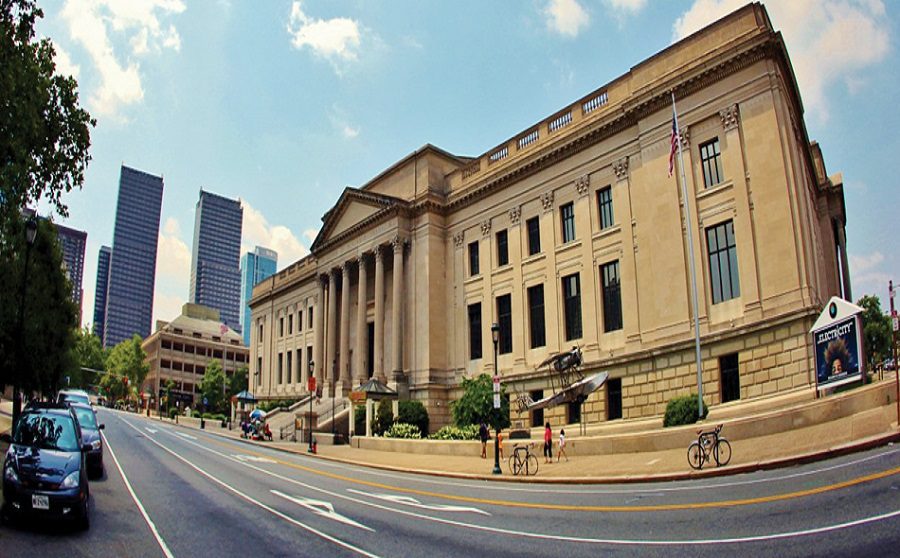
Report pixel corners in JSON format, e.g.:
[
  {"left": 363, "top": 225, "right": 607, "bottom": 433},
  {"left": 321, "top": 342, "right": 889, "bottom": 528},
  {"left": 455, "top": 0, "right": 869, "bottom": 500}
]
[
  {"left": 103, "top": 166, "right": 164, "bottom": 348},
  {"left": 190, "top": 190, "right": 243, "bottom": 335},
  {"left": 55, "top": 222, "right": 87, "bottom": 323},
  {"left": 240, "top": 246, "right": 277, "bottom": 345},
  {"left": 92, "top": 246, "right": 111, "bottom": 341}
]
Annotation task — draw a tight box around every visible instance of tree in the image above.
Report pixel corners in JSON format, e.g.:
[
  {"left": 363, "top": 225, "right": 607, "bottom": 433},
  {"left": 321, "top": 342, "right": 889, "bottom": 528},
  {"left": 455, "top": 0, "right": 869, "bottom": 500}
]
[
  {"left": 105, "top": 335, "right": 149, "bottom": 400},
  {"left": 98, "top": 371, "right": 126, "bottom": 403},
  {"left": 200, "top": 359, "right": 226, "bottom": 413},
  {"left": 858, "top": 295, "right": 891, "bottom": 370},
  {"left": 228, "top": 366, "right": 248, "bottom": 399},
  {"left": 69, "top": 326, "right": 105, "bottom": 388},
  {"left": 0, "top": 0, "right": 94, "bottom": 239},
  {"left": 451, "top": 373, "right": 511, "bottom": 432}
]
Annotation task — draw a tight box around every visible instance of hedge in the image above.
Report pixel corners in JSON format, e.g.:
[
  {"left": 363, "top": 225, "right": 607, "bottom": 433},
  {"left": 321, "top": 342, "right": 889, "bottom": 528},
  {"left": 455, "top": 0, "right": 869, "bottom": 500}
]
[{"left": 663, "top": 394, "right": 709, "bottom": 427}]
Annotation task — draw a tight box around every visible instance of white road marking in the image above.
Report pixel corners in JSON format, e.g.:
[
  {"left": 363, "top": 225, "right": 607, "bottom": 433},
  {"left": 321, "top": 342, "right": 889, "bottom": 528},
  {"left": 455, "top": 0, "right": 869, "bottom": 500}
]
[
  {"left": 347, "top": 489, "right": 490, "bottom": 515},
  {"left": 102, "top": 431, "right": 175, "bottom": 558},
  {"left": 233, "top": 454, "right": 277, "bottom": 463},
  {"left": 142, "top": 423, "right": 900, "bottom": 547},
  {"left": 145, "top": 428, "right": 158, "bottom": 435},
  {"left": 118, "top": 417, "right": 381, "bottom": 557},
  {"left": 175, "top": 432, "right": 197, "bottom": 440},
  {"left": 272, "top": 491, "right": 374, "bottom": 531}
]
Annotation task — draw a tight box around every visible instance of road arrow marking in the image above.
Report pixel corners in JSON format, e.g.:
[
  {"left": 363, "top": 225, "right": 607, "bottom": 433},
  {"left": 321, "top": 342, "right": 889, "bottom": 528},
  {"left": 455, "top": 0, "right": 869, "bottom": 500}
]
[
  {"left": 272, "top": 490, "right": 374, "bottom": 531},
  {"left": 175, "top": 432, "right": 197, "bottom": 440},
  {"left": 347, "top": 489, "right": 490, "bottom": 515},
  {"left": 145, "top": 428, "right": 158, "bottom": 434},
  {"left": 233, "top": 454, "right": 276, "bottom": 463}
]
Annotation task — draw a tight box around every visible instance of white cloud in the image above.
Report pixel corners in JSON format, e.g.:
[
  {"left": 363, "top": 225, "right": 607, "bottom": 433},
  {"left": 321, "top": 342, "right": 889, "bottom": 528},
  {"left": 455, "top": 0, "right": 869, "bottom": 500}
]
[
  {"left": 849, "top": 251, "right": 890, "bottom": 295},
  {"left": 155, "top": 217, "right": 191, "bottom": 286},
  {"left": 672, "top": 0, "right": 890, "bottom": 123},
  {"left": 606, "top": 0, "right": 647, "bottom": 13},
  {"left": 544, "top": 0, "right": 590, "bottom": 38},
  {"left": 241, "top": 201, "right": 311, "bottom": 269},
  {"left": 329, "top": 105, "right": 360, "bottom": 139},
  {"left": 60, "top": 0, "right": 185, "bottom": 120},
  {"left": 342, "top": 125, "right": 360, "bottom": 139},
  {"left": 53, "top": 43, "right": 81, "bottom": 79},
  {"left": 154, "top": 292, "right": 187, "bottom": 325},
  {"left": 287, "top": 0, "right": 361, "bottom": 74}
]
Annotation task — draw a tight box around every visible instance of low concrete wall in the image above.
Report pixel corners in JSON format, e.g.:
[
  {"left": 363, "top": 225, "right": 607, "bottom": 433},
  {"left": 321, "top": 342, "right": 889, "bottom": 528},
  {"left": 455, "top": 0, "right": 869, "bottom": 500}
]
[{"left": 352, "top": 380, "right": 898, "bottom": 457}]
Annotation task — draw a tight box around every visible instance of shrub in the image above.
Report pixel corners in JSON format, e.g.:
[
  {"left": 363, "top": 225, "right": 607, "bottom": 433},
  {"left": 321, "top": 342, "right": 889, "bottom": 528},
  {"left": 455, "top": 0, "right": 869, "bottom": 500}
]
[
  {"left": 663, "top": 394, "right": 709, "bottom": 427},
  {"left": 258, "top": 399, "right": 297, "bottom": 413},
  {"left": 398, "top": 400, "right": 429, "bottom": 436},
  {"left": 168, "top": 407, "right": 178, "bottom": 419},
  {"left": 428, "top": 424, "right": 480, "bottom": 440},
  {"left": 384, "top": 422, "right": 422, "bottom": 439},
  {"left": 354, "top": 406, "right": 366, "bottom": 434},
  {"left": 212, "top": 413, "right": 226, "bottom": 423},
  {"left": 374, "top": 399, "right": 394, "bottom": 436},
  {"left": 191, "top": 410, "right": 201, "bottom": 418}
]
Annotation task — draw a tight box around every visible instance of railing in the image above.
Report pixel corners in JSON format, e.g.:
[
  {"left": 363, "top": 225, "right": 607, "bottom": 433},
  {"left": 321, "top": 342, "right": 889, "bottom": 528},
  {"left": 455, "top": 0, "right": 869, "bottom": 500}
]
[
  {"left": 517, "top": 128, "right": 539, "bottom": 150},
  {"left": 548, "top": 110, "right": 572, "bottom": 133},
  {"left": 581, "top": 91, "right": 608, "bottom": 115},
  {"left": 488, "top": 145, "right": 509, "bottom": 164}
]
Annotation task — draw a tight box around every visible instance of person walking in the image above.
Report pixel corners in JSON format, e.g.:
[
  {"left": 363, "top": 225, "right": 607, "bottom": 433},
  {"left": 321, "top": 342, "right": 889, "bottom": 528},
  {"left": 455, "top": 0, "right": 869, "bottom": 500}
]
[
  {"left": 557, "top": 428, "right": 569, "bottom": 462},
  {"left": 543, "top": 422, "right": 553, "bottom": 463},
  {"left": 479, "top": 421, "right": 489, "bottom": 458}
]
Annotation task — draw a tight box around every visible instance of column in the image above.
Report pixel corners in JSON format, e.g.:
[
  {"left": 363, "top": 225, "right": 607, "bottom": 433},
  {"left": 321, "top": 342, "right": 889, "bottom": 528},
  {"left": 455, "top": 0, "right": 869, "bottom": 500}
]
[
  {"left": 355, "top": 254, "right": 369, "bottom": 385},
  {"left": 391, "top": 236, "right": 404, "bottom": 380},
  {"left": 339, "top": 261, "right": 352, "bottom": 392},
  {"left": 374, "top": 246, "right": 385, "bottom": 382},
  {"left": 314, "top": 276, "right": 325, "bottom": 386},
  {"left": 326, "top": 269, "right": 338, "bottom": 391}
]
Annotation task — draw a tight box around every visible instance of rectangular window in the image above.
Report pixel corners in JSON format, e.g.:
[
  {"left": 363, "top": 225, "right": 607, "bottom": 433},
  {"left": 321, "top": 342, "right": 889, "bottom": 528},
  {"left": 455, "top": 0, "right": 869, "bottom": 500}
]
[
  {"left": 277, "top": 352, "right": 283, "bottom": 384},
  {"left": 530, "top": 390, "right": 544, "bottom": 428},
  {"left": 527, "top": 284, "right": 546, "bottom": 348},
  {"left": 279, "top": 317, "right": 284, "bottom": 337},
  {"left": 526, "top": 216, "right": 541, "bottom": 256},
  {"left": 607, "top": 378, "right": 622, "bottom": 420},
  {"left": 257, "top": 357, "right": 262, "bottom": 386},
  {"left": 706, "top": 220, "right": 740, "bottom": 304},
  {"left": 308, "top": 307, "right": 313, "bottom": 329},
  {"left": 597, "top": 186, "right": 614, "bottom": 230},
  {"left": 258, "top": 323, "right": 263, "bottom": 344},
  {"left": 296, "top": 349, "right": 302, "bottom": 382},
  {"left": 468, "top": 241, "right": 480, "bottom": 276},
  {"left": 298, "top": 310, "right": 303, "bottom": 332},
  {"left": 720, "top": 353, "right": 740, "bottom": 403},
  {"left": 562, "top": 273, "right": 582, "bottom": 341},
  {"left": 567, "top": 400, "right": 582, "bottom": 424},
  {"left": 496, "top": 229, "right": 509, "bottom": 267},
  {"left": 601, "top": 261, "right": 623, "bottom": 332},
  {"left": 700, "top": 138, "right": 724, "bottom": 188},
  {"left": 288, "top": 314, "right": 293, "bottom": 335},
  {"left": 306, "top": 346, "right": 313, "bottom": 379},
  {"left": 497, "top": 294, "right": 512, "bottom": 355},
  {"left": 286, "top": 351, "right": 293, "bottom": 384},
  {"left": 468, "top": 302, "right": 482, "bottom": 360},
  {"left": 560, "top": 202, "right": 576, "bottom": 243}
]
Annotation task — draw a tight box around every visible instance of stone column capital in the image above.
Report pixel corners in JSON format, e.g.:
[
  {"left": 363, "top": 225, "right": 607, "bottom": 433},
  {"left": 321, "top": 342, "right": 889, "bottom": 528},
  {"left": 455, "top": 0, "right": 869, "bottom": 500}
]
[
  {"left": 719, "top": 104, "right": 739, "bottom": 131},
  {"left": 541, "top": 191, "right": 554, "bottom": 213},
  {"left": 391, "top": 235, "right": 407, "bottom": 253},
  {"left": 508, "top": 206, "right": 521, "bottom": 225},
  {"left": 453, "top": 231, "right": 465, "bottom": 249},
  {"left": 575, "top": 174, "right": 590, "bottom": 196},
  {"left": 613, "top": 157, "right": 629, "bottom": 181}
]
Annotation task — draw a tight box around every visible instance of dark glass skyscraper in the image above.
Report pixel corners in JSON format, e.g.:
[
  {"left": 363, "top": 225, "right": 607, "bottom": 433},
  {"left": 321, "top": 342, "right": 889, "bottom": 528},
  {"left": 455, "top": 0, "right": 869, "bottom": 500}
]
[
  {"left": 240, "top": 246, "right": 278, "bottom": 345},
  {"left": 190, "top": 190, "right": 243, "bottom": 334},
  {"left": 92, "top": 245, "right": 111, "bottom": 342},
  {"left": 103, "top": 166, "right": 164, "bottom": 348},
  {"left": 55, "top": 222, "right": 87, "bottom": 324}
]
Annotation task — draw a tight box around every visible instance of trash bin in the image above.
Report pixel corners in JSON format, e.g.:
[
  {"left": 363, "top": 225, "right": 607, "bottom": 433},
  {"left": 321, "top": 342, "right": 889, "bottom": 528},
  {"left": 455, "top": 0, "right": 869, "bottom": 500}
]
[{"left": 200, "top": 417, "right": 205, "bottom": 429}]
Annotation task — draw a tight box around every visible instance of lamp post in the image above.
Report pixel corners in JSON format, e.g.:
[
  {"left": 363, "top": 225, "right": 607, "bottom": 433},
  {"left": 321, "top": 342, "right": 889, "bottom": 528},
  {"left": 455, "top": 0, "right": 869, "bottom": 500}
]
[
  {"left": 12, "top": 217, "right": 38, "bottom": 429},
  {"left": 308, "top": 359, "right": 315, "bottom": 452},
  {"left": 491, "top": 322, "right": 501, "bottom": 475},
  {"left": 331, "top": 358, "right": 337, "bottom": 435}
]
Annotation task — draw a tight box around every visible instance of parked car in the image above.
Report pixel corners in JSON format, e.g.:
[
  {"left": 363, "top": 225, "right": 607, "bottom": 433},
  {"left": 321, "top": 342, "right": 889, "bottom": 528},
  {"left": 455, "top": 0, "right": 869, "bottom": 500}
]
[
  {"left": 1, "top": 402, "right": 91, "bottom": 530},
  {"left": 67, "top": 402, "right": 105, "bottom": 478},
  {"left": 56, "top": 389, "right": 92, "bottom": 407}
]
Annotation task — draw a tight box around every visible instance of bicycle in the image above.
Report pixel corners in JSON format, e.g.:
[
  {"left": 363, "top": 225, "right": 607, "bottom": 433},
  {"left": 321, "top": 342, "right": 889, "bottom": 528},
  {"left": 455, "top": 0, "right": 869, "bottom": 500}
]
[
  {"left": 687, "top": 424, "right": 732, "bottom": 470},
  {"left": 508, "top": 442, "right": 539, "bottom": 476}
]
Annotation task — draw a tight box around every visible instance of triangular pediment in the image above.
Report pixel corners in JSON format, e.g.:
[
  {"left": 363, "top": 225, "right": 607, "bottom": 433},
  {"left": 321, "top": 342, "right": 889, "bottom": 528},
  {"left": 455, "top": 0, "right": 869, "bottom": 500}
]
[{"left": 310, "top": 188, "right": 406, "bottom": 252}]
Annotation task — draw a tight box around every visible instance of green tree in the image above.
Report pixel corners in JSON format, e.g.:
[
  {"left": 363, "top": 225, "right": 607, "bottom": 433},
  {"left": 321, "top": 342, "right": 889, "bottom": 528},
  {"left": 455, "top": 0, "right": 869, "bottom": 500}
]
[
  {"left": 69, "top": 326, "right": 105, "bottom": 388},
  {"left": 858, "top": 295, "right": 891, "bottom": 370},
  {"left": 228, "top": 366, "right": 248, "bottom": 398},
  {"left": 451, "top": 373, "right": 510, "bottom": 432},
  {"left": 0, "top": 0, "right": 94, "bottom": 238},
  {"left": 200, "top": 359, "right": 226, "bottom": 413},
  {"left": 98, "top": 371, "right": 126, "bottom": 403},
  {"left": 105, "top": 334, "right": 149, "bottom": 399}
]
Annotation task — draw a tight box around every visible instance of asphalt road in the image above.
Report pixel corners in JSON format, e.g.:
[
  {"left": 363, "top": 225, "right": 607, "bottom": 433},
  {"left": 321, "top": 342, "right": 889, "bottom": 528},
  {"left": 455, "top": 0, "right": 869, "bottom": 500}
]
[{"left": 1, "top": 408, "right": 898, "bottom": 557}]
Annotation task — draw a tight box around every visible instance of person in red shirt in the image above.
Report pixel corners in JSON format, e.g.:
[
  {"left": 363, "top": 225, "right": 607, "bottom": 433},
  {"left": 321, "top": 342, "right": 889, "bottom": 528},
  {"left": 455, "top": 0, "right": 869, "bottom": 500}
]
[{"left": 543, "top": 422, "right": 553, "bottom": 463}]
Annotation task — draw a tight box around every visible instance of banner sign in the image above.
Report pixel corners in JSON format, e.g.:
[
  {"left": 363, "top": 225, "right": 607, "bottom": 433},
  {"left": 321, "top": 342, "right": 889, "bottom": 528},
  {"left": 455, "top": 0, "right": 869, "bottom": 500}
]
[{"left": 811, "top": 299, "right": 864, "bottom": 391}]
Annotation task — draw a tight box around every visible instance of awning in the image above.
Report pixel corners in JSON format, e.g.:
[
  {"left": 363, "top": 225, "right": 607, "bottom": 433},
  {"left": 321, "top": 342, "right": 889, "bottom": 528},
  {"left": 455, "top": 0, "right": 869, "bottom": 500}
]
[
  {"left": 234, "top": 390, "right": 257, "bottom": 403},
  {"left": 353, "top": 378, "right": 398, "bottom": 400}
]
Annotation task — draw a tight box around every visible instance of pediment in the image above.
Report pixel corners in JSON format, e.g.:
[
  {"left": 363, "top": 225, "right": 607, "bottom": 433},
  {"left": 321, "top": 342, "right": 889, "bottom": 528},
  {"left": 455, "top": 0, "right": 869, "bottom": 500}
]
[{"left": 311, "top": 188, "right": 406, "bottom": 252}]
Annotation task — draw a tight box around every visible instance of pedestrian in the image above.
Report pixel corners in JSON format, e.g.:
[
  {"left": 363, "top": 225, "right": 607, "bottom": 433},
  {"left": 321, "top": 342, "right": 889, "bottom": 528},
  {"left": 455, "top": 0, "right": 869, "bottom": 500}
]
[
  {"left": 479, "top": 421, "right": 488, "bottom": 458},
  {"left": 544, "top": 421, "right": 553, "bottom": 463},
  {"left": 557, "top": 428, "right": 568, "bottom": 462}
]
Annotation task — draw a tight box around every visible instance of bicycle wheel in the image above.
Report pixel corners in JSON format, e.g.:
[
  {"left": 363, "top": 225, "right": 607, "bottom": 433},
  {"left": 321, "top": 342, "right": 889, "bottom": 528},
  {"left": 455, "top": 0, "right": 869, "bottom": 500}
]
[
  {"left": 526, "top": 454, "right": 539, "bottom": 476},
  {"left": 714, "top": 438, "right": 732, "bottom": 466},
  {"left": 508, "top": 455, "right": 520, "bottom": 475},
  {"left": 687, "top": 441, "right": 704, "bottom": 470}
]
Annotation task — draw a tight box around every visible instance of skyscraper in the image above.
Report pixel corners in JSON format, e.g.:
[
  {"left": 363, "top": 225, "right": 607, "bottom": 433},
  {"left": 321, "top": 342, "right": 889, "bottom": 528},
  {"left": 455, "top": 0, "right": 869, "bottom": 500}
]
[
  {"left": 189, "top": 190, "right": 243, "bottom": 335},
  {"left": 92, "top": 246, "right": 111, "bottom": 341},
  {"left": 55, "top": 222, "right": 87, "bottom": 324},
  {"left": 103, "top": 166, "right": 164, "bottom": 348},
  {"left": 240, "top": 246, "right": 278, "bottom": 345}
]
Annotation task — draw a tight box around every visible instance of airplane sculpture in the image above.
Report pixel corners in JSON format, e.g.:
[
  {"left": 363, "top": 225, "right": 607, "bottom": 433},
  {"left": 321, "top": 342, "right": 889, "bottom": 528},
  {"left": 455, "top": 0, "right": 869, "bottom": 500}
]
[{"left": 515, "top": 347, "right": 609, "bottom": 413}]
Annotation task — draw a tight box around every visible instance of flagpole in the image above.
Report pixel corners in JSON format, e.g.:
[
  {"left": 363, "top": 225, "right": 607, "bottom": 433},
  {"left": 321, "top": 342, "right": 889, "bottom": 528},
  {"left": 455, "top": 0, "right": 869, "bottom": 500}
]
[{"left": 672, "top": 92, "right": 705, "bottom": 418}]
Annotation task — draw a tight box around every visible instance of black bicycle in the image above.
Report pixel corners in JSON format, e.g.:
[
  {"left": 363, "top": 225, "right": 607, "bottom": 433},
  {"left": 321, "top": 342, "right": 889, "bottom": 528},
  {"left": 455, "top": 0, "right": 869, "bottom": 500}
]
[
  {"left": 508, "top": 442, "right": 539, "bottom": 476},
  {"left": 687, "top": 424, "right": 732, "bottom": 470}
]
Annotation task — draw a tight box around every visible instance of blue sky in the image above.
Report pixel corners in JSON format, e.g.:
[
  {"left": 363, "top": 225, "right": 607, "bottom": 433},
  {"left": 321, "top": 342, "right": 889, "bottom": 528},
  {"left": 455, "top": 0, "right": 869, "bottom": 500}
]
[{"left": 33, "top": 0, "right": 900, "bottom": 328}]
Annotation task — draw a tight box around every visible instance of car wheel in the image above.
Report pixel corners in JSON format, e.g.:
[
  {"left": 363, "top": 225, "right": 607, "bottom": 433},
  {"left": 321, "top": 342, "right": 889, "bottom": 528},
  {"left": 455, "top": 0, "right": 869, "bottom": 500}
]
[{"left": 78, "top": 498, "right": 90, "bottom": 531}]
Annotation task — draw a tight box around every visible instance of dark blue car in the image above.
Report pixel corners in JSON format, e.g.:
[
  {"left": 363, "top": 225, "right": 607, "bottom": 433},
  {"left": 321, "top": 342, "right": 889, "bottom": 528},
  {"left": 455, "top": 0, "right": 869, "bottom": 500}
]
[{"left": 1, "top": 403, "right": 91, "bottom": 530}]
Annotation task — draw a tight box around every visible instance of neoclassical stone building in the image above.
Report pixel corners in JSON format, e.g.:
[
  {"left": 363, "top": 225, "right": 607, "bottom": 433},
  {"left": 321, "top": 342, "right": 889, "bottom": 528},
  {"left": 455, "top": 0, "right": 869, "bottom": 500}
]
[{"left": 249, "top": 3, "right": 850, "bottom": 432}]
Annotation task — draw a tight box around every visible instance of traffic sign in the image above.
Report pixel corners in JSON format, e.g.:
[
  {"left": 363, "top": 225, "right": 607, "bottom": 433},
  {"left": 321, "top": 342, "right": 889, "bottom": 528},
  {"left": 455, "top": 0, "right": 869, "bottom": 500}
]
[
  {"left": 203, "top": 397, "right": 208, "bottom": 405},
  {"left": 308, "top": 376, "right": 317, "bottom": 393},
  {"left": 893, "top": 316, "right": 898, "bottom": 332},
  {"left": 493, "top": 393, "right": 501, "bottom": 409}
]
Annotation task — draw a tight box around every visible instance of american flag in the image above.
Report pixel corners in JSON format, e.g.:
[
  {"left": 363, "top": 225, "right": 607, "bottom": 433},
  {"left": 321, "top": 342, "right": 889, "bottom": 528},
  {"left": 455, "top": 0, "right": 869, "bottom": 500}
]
[{"left": 668, "top": 113, "right": 680, "bottom": 178}]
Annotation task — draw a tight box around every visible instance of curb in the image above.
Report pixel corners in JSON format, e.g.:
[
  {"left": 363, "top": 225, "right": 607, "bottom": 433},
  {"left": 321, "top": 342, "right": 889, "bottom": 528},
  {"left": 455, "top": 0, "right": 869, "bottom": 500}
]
[{"left": 161, "top": 413, "right": 900, "bottom": 484}]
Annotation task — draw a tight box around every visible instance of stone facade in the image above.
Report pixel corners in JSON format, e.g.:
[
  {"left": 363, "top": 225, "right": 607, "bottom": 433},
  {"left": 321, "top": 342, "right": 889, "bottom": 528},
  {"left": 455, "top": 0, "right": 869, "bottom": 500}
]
[{"left": 249, "top": 4, "right": 849, "bottom": 433}]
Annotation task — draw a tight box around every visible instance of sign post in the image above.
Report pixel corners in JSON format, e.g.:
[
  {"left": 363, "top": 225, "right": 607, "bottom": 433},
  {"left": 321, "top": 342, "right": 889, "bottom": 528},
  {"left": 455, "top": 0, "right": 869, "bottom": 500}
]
[
  {"left": 810, "top": 297, "right": 866, "bottom": 394},
  {"left": 307, "top": 372, "right": 316, "bottom": 453}
]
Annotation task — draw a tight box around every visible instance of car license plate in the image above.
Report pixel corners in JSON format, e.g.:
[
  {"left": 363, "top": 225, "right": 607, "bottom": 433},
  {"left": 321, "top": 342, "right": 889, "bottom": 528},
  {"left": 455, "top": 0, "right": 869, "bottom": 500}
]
[{"left": 32, "top": 494, "right": 50, "bottom": 510}]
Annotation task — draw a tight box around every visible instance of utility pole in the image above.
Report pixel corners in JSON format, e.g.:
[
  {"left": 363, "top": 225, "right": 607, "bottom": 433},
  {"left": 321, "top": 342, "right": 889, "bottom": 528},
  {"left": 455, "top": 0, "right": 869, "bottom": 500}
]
[{"left": 890, "top": 281, "right": 898, "bottom": 426}]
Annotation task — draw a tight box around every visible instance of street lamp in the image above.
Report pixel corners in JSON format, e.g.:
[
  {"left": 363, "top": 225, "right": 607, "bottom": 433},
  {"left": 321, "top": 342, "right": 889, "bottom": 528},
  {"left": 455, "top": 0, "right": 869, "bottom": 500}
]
[
  {"left": 308, "top": 359, "right": 315, "bottom": 453},
  {"left": 491, "top": 322, "right": 501, "bottom": 475},
  {"left": 12, "top": 217, "right": 38, "bottom": 428},
  {"left": 331, "top": 358, "right": 337, "bottom": 436}
]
